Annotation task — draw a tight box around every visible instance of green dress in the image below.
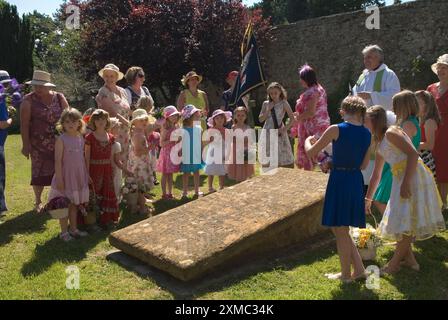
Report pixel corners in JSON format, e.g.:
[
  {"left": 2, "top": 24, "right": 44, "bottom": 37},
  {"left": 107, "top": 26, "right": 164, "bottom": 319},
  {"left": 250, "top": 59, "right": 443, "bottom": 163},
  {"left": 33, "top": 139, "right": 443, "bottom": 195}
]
[{"left": 373, "top": 116, "right": 421, "bottom": 204}]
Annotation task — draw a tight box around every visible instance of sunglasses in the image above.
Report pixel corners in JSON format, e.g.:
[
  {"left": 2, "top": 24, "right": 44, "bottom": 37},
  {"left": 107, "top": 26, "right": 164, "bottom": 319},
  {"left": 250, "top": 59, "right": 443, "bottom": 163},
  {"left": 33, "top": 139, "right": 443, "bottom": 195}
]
[{"left": 137, "top": 73, "right": 145, "bottom": 78}]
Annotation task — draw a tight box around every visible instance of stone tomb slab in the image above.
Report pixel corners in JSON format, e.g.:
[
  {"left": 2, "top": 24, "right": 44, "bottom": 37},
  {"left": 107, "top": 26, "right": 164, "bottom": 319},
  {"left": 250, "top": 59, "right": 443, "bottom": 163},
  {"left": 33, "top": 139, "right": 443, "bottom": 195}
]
[{"left": 109, "top": 168, "right": 329, "bottom": 281}]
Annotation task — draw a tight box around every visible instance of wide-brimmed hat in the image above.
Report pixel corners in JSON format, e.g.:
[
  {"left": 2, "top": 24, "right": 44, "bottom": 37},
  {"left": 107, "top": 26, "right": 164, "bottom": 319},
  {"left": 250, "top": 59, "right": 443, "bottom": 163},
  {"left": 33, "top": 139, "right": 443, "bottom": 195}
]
[
  {"left": 0, "top": 70, "right": 12, "bottom": 84},
  {"left": 181, "top": 71, "right": 203, "bottom": 86},
  {"left": 207, "top": 109, "right": 232, "bottom": 127},
  {"left": 163, "top": 105, "right": 181, "bottom": 119},
  {"left": 25, "top": 70, "right": 56, "bottom": 87},
  {"left": 131, "top": 109, "right": 156, "bottom": 125},
  {"left": 431, "top": 54, "right": 448, "bottom": 74},
  {"left": 98, "top": 64, "right": 124, "bottom": 81},
  {"left": 181, "top": 104, "right": 201, "bottom": 120}
]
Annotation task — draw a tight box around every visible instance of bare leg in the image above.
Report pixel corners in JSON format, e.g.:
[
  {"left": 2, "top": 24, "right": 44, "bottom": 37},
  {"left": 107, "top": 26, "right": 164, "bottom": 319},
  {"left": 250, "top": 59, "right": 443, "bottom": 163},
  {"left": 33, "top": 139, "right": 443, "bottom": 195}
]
[
  {"left": 167, "top": 173, "right": 173, "bottom": 195},
  {"left": 182, "top": 173, "right": 189, "bottom": 196},
  {"left": 383, "top": 235, "right": 413, "bottom": 274},
  {"left": 219, "top": 176, "right": 225, "bottom": 190},
  {"left": 161, "top": 174, "right": 167, "bottom": 196},
  {"left": 138, "top": 193, "right": 147, "bottom": 214},
  {"left": 349, "top": 235, "right": 366, "bottom": 278},
  {"left": 194, "top": 171, "right": 200, "bottom": 194},
  {"left": 438, "top": 183, "right": 448, "bottom": 208},
  {"left": 32, "top": 186, "right": 45, "bottom": 210},
  {"left": 208, "top": 176, "right": 215, "bottom": 192},
  {"left": 59, "top": 217, "right": 69, "bottom": 234},
  {"left": 330, "top": 227, "right": 352, "bottom": 281},
  {"left": 68, "top": 204, "right": 78, "bottom": 233}
]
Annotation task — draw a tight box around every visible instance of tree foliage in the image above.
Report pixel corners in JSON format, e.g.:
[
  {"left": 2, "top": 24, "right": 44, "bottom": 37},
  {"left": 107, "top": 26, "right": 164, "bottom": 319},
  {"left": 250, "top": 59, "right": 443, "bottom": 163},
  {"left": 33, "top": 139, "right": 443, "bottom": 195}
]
[
  {"left": 0, "top": 0, "right": 34, "bottom": 82},
  {"left": 75, "top": 0, "right": 271, "bottom": 103}
]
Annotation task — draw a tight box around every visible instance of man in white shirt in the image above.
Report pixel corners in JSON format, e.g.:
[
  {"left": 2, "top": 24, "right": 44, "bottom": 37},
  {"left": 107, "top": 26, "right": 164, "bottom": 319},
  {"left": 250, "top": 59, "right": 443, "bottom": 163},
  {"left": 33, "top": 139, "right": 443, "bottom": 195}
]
[
  {"left": 353, "top": 45, "right": 401, "bottom": 111},
  {"left": 353, "top": 45, "right": 401, "bottom": 186}
]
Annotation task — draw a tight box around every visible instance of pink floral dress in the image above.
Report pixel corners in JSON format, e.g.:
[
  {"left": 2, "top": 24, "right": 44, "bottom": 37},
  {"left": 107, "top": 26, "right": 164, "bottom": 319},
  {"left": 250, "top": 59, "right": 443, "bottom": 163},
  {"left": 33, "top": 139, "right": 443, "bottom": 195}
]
[
  {"left": 156, "top": 127, "right": 180, "bottom": 174},
  {"left": 295, "top": 84, "right": 330, "bottom": 170}
]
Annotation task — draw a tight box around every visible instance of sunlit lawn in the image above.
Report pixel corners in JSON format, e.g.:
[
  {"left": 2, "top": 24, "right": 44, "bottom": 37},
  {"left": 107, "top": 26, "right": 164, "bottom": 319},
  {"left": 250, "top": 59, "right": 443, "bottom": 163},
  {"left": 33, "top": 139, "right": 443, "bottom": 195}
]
[{"left": 0, "top": 134, "right": 447, "bottom": 300}]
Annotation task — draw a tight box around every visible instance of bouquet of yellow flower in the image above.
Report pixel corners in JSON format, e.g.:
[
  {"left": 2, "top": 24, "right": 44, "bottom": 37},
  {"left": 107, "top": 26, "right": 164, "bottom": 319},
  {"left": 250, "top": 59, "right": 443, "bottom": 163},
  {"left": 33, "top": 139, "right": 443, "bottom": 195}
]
[{"left": 350, "top": 221, "right": 382, "bottom": 261}]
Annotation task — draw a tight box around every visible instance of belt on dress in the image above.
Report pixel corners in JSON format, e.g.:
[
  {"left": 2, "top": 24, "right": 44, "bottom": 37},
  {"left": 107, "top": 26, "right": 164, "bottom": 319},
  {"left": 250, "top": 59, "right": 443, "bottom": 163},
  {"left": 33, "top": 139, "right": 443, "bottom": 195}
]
[
  {"left": 333, "top": 167, "right": 359, "bottom": 171},
  {"left": 90, "top": 159, "right": 112, "bottom": 165}
]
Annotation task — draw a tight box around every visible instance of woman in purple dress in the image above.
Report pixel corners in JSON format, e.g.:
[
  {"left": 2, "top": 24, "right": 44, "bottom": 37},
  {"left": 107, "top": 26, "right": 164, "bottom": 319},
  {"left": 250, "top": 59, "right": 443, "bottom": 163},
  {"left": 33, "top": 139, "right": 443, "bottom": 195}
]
[{"left": 20, "top": 71, "right": 69, "bottom": 213}]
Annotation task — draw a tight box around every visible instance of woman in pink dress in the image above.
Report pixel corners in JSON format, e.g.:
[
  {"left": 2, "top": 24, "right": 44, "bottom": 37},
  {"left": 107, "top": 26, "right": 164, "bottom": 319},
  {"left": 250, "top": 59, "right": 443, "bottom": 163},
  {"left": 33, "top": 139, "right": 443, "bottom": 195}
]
[
  {"left": 95, "top": 64, "right": 131, "bottom": 167},
  {"left": 294, "top": 65, "right": 330, "bottom": 170},
  {"left": 427, "top": 54, "right": 448, "bottom": 208}
]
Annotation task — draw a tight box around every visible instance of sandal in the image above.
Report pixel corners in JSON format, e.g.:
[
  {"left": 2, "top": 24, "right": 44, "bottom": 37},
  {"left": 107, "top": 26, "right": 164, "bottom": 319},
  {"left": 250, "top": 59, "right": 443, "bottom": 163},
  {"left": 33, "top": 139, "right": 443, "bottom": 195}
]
[
  {"left": 34, "top": 203, "right": 44, "bottom": 214},
  {"left": 60, "top": 232, "right": 74, "bottom": 242},
  {"left": 69, "top": 229, "right": 89, "bottom": 239},
  {"left": 194, "top": 191, "right": 204, "bottom": 198},
  {"left": 208, "top": 188, "right": 217, "bottom": 194}
]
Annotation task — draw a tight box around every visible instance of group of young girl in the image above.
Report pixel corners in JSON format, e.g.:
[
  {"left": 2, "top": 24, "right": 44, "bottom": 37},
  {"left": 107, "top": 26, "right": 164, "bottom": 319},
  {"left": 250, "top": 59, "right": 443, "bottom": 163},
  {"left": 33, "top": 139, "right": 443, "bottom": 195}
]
[
  {"left": 45, "top": 79, "right": 446, "bottom": 285},
  {"left": 46, "top": 97, "right": 259, "bottom": 241},
  {"left": 306, "top": 91, "right": 446, "bottom": 282}
]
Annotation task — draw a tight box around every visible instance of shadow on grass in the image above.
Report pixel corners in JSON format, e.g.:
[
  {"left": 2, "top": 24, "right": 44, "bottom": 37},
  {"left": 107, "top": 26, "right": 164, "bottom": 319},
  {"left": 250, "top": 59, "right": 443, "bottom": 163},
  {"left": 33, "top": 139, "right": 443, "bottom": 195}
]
[
  {"left": 107, "top": 233, "right": 338, "bottom": 299},
  {"left": 0, "top": 210, "right": 49, "bottom": 246},
  {"left": 173, "top": 174, "right": 240, "bottom": 192},
  {"left": 21, "top": 229, "right": 109, "bottom": 277}
]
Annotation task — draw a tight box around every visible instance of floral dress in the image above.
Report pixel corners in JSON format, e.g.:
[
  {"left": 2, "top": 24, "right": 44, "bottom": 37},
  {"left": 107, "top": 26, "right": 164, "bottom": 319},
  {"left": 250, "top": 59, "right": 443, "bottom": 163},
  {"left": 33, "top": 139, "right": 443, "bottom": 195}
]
[
  {"left": 295, "top": 85, "right": 330, "bottom": 170},
  {"left": 96, "top": 86, "right": 131, "bottom": 166},
  {"left": 156, "top": 127, "right": 181, "bottom": 174},
  {"left": 86, "top": 133, "right": 119, "bottom": 225},
  {"left": 27, "top": 92, "right": 65, "bottom": 186},
  {"left": 258, "top": 100, "right": 294, "bottom": 167},
  {"left": 127, "top": 129, "right": 154, "bottom": 193},
  {"left": 377, "top": 129, "right": 445, "bottom": 241}
]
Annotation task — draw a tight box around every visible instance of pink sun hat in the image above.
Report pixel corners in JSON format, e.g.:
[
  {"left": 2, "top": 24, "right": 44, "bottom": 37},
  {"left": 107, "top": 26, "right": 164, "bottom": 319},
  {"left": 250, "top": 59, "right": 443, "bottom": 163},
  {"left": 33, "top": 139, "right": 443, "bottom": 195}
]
[
  {"left": 207, "top": 109, "right": 232, "bottom": 128},
  {"left": 181, "top": 104, "right": 201, "bottom": 120},
  {"left": 163, "top": 105, "right": 180, "bottom": 119}
]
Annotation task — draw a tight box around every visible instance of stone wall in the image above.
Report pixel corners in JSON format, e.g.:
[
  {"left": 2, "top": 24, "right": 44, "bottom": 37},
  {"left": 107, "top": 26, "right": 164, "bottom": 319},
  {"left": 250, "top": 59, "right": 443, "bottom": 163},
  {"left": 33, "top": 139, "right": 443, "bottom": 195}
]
[{"left": 256, "top": 0, "right": 447, "bottom": 121}]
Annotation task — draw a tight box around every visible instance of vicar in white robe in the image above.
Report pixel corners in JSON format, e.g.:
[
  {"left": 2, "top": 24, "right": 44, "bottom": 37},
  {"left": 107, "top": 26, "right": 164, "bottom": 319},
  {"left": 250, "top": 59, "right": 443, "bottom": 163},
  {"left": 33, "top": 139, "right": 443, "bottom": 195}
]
[
  {"left": 353, "top": 45, "right": 401, "bottom": 185},
  {"left": 353, "top": 45, "right": 401, "bottom": 111}
]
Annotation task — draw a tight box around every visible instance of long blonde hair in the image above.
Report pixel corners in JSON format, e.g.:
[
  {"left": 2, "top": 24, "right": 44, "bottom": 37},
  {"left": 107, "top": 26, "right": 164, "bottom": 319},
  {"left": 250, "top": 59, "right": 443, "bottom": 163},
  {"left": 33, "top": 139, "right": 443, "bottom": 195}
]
[
  {"left": 393, "top": 90, "right": 419, "bottom": 124},
  {"left": 366, "top": 106, "right": 388, "bottom": 144},
  {"left": 57, "top": 108, "right": 85, "bottom": 134}
]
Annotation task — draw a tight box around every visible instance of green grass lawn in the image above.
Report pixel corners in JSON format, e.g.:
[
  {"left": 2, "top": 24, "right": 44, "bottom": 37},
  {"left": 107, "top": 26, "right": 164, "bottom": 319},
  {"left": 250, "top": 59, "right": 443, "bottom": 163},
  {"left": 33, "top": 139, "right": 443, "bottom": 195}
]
[{"left": 0, "top": 134, "right": 447, "bottom": 300}]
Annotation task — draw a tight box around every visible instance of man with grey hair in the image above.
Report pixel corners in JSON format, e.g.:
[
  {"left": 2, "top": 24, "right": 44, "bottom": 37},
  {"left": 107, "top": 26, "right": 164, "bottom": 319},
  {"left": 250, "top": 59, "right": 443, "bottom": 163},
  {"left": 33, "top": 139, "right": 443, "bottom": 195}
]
[{"left": 352, "top": 45, "right": 400, "bottom": 111}]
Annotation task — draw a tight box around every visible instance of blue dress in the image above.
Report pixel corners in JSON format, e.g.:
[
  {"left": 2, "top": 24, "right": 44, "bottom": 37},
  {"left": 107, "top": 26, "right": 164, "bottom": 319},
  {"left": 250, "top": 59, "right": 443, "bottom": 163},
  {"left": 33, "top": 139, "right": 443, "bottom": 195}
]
[
  {"left": 322, "top": 122, "right": 371, "bottom": 228},
  {"left": 180, "top": 126, "right": 205, "bottom": 173}
]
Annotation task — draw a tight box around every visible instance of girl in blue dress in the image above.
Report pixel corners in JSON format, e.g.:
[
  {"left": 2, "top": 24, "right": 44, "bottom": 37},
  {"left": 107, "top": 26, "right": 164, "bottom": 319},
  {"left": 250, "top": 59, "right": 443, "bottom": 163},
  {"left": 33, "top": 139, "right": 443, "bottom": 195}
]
[
  {"left": 180, "top": 105, "right": 205, "bottom": 198},
  {"left": 305, "top": 96, "right": 371, "bottom": 283}
]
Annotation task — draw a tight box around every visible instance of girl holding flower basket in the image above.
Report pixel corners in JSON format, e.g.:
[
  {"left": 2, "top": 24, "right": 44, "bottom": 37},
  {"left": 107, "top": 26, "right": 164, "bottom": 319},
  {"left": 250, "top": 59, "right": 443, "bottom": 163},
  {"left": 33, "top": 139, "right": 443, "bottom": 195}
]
[
  {"left": 305, "top": 96, "right": 371, "bottom": 283},
  {"left": 46, "top": 109, "right": 89, "bottom": 241},
  {"left": 364, "top": 105, "right": 445, "bottom": 275}
]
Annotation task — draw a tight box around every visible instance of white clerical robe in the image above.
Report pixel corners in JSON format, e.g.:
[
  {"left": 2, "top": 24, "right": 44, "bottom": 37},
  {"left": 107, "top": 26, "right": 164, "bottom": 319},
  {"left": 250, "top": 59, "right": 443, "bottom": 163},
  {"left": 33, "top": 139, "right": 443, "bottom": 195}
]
[{"left": 352, "top": 64, "right": 401, "bottom": 111}]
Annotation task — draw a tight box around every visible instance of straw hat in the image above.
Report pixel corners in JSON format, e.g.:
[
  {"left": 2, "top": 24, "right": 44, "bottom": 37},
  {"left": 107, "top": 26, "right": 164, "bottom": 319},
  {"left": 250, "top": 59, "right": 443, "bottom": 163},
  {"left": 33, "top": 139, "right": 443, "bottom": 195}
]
[
  {"left": 207, "top": 109, "right": 232, "bottom": 128},
  {"left": 25, "top": 70, "right": 56, "bottom": 87},
  {"left": 181, "top": 71, "right": 203, "bottom": 86},
  {"left": 131, "top": 109, "right": 156, "bottom": 125},
  {"left": 98, "top": 64, "right": 124, "bottom": 81},
  {"left": 431, "top": 54, "right": 448, "bottom": 74},
  {"left": 163, "top": 105, "right": 181, "bottom": 119},
  {"left": 0, "top": 70, "right": 12, "bottom": 84}
]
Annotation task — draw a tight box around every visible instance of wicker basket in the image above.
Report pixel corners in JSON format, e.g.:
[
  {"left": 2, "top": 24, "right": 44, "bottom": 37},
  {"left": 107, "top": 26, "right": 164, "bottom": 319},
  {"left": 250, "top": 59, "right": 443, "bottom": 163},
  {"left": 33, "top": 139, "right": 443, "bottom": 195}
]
[
  {"left": 359, "top": 247, "right": 377, "bottom": 261},
  {"left": 49, "top": 208, "right": 69, "bottom": 219},
  {"left": 356, "top": 215, "right": 379, "bottom": 261}
]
